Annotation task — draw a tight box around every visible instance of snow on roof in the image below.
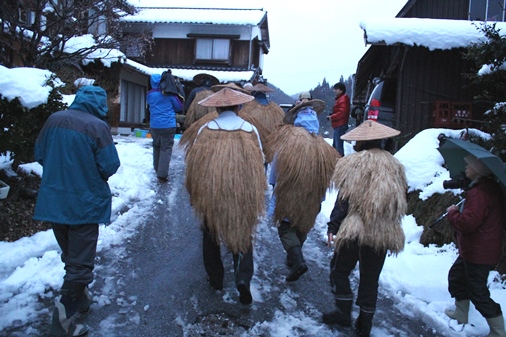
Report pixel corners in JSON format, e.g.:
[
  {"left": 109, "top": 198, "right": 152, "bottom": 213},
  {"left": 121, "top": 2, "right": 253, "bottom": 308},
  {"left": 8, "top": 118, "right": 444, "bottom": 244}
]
[
  {"left": 121, "top": 7, "right": 266, "bottom": 26},
  {"left": 124, "top": 59, "right": 255, "bottom": 83},
  {"left": 360, "top": 17, "right": 506, "bottom": 51}
]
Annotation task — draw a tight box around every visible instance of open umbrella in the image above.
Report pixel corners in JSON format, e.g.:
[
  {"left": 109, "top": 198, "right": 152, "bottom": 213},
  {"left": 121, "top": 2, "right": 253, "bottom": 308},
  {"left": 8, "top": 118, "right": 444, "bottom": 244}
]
[{"left": 437, "top": 137, "right": 506, "bottom": 193}]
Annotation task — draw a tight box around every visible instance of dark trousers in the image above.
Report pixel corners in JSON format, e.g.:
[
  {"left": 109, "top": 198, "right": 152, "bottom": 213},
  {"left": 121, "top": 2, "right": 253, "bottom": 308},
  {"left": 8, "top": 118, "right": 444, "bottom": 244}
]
[
  {"left": 151, "top": 127, "right": 176, "bottom": 179},
  {"left": 332, "top": 124, "right": 349, "bottom": 157},
  {"left": 277, "top": 220, "right": 307, "bottom": 252},
  {"left": 202, "top": 225, "right": 253, "bottom": 286},
  {"left": 448, "top": 256, "right": 502, "bottom": 318},
  {"left": 52, "top": 223, "right": 99, "bottom": 285},
  {"left": 330, "top": 239, "right": 386, "bottom": 311}
]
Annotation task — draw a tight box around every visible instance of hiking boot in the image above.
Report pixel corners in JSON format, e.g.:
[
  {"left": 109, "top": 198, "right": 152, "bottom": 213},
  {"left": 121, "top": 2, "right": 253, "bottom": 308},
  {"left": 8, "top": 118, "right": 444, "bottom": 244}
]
[
  {"left": 236, "top": 280, "right": 252, "bottom": 305},
  {"left": 286, "top": 246, "right": 308, "bottom": 282},
  {"left": 77, "top": 287, "right": 92, "bottom": 314},
  {"left": 322, "top": 299, "right": 352, "bottom": 327},
  {"left": 50, "top": 301, "right": 89, "bottom": 337}
]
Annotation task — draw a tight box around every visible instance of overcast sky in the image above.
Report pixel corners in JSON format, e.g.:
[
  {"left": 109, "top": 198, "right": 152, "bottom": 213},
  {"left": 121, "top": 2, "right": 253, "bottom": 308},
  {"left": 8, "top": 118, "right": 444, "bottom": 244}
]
[{"left": 128, "top": 0, "right": 408, "bottom": 95}]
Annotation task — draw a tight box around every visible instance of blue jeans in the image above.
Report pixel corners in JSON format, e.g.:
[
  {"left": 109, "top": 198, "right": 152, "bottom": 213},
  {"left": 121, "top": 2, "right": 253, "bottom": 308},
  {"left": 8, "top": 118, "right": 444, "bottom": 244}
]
[{"left": 332, "top": 124, "right": 349, "bottom": 156}]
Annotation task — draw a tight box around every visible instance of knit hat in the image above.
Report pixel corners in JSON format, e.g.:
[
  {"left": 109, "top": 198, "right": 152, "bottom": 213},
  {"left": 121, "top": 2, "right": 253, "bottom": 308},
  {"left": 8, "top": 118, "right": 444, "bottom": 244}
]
[
  {"left": 198, "top": 87, "right": 254, "bottom": 107},
  {"left": 299, "top": 91, "right": 311, "bottom": 100},
  {"left": 341, "top": 120, "right": 400, "bottom": 141},
  {"left": 464, "top": 154, "right": 492, "bottom": 176},
  {"left": 243, "top": 82, "right": 254, "bottom": 90},
  {"left": 193, "top": 73, "right": 219, "bottom": 86}
]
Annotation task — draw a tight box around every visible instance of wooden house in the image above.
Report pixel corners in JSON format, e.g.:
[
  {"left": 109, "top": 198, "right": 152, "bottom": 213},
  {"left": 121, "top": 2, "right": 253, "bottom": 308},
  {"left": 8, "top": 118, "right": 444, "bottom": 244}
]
[
  {"left": 114, "top": 7, "right": 270, "bottom": 131},
  {"left": 353, "top": 0, "right": 506, "bottom": 141}
]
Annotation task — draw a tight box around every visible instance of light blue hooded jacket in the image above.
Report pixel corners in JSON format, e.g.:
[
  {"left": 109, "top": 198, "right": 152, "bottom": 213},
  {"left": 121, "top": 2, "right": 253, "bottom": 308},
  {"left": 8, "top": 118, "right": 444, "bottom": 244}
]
[{"left": 33, "top": 86, "right": 120, "bottom": 225}]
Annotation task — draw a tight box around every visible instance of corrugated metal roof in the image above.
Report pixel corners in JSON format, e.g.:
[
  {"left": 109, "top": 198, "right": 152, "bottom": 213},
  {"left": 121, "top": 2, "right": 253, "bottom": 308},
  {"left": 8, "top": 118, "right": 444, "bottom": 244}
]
[{"left": 121, "top": 7, "right": 267, "bottom": 26}]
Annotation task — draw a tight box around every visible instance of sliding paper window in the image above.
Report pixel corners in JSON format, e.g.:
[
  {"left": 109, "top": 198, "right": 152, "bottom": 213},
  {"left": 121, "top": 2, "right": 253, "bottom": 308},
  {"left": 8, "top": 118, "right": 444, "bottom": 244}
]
[{"left": 196, "top": 38, "right": 230, "bottom": 60}]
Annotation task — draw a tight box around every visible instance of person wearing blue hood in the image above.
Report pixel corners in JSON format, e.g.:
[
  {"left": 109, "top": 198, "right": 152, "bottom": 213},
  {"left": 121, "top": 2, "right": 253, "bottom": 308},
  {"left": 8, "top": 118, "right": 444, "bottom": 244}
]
[
  {"left": 147, "top": 73, "right": 183, "bottom": 182},
  {"left": 33, "top": 85, "right": 120, "bottom": 336}
]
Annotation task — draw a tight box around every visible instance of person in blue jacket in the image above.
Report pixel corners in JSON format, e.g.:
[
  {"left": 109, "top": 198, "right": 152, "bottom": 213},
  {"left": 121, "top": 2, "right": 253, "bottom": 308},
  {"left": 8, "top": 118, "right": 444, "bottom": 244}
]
[
  {"left": 33, "top": 85, "right": 120, "bottom": 337},
  {"left": 147, "top": 73, "right": 183, "bottom": 182}
]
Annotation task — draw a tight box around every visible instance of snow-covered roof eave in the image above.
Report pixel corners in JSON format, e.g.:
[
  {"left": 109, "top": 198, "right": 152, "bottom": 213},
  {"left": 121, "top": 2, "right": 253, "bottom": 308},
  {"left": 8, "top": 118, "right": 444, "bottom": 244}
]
[
  {"left": 121, "top": 7, "right": 267, "bottom": 26},
  {"left": 123, "top": 59, "right": 257, "bottom": 83},
  {"left": 360, "top": 17, "right": 506, "bottom": 51}
]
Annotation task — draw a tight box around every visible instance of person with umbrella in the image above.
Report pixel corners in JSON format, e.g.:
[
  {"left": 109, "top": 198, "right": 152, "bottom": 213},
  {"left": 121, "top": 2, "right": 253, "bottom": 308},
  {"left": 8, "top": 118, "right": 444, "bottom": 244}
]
[{"left": 444, "top": 154, "right": 506, "bottom": 336}]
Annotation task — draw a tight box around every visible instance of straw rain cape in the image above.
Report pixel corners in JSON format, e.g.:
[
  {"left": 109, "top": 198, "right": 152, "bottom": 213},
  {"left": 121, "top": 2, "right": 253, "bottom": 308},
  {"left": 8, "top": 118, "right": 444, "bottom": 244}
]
[
  {"left": 237, "top": 112, "right": 270, "bottom": 150},
  {"left": 179, "top": 112, "right": 268, "bottom": 156},
  {"left": 179, "top": 112, "right": 218, "bottom": 153},
  {"left": 331, "top": 148, "right": 407, "bottom": 254},
  {"left": 265, "top": 125, "right": 340, "bottom": 233},
  {"left": 239, "top": 100, "right": 284, "bottom": 134},
  {"left": 184, "top": 90, "right": 217, "bottom": 128},
  {"left": 185, "top": 127, "right": 266, "bottom": 254}
]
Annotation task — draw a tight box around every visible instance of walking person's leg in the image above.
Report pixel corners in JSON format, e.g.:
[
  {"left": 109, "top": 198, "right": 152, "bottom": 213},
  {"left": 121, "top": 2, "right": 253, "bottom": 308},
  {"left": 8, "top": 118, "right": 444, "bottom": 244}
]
[
  {"left": 465, "top": 261, "right": 506, "bottom": 335},
  {"left": 202, "top": 224, "right": 224, "bottom": 290},
  {"left": 323, "top": 240, "right": 360, "bottom": 327},
  {"left": 156, "top": 128, "right": 176, "bottom": 180},
  {"left": 354, "top": 245, "right": 387, "bottom": 336},
  {"left": 150, "top": 128, "right": 162, "bottom": 175},
  {"left": 51, "top": 223, "right": 98, "bottom": 337},
  {"left": 234, "top": 247, "right": 254, "bottom": 305}
]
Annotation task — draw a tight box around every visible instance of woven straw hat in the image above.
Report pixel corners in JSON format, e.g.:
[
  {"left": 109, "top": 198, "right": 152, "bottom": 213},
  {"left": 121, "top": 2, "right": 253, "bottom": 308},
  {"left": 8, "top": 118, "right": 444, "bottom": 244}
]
[
  {"left": 193, "top": 73, "right": 219, "bottom": 86},
  {"left": 283, "top": 99, "right": 325, "bottom": 124},
  {"left": 198, "top": 87, "right": 254, "bottom": 107},
  {"left": 211, "top": 82, "right": 251, "bottom": 95},
  {"left": 250, "top": 83, "right": 274, "bottom": 92},
  {"left": 341, "top": 120, "right": 400, "bottom": 141}
]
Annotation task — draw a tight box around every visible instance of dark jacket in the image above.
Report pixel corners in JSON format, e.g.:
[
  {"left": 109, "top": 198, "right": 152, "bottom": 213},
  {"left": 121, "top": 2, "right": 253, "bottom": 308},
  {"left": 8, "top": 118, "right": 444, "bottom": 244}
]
[
  {"left": 33, "top": 86, "right": 120, "bottom": 225},
  {"left": 329, "top": 94, "right": 350, "bottom": 128},
  {"left": 327, "top": 198, "right": 349, "bottom": 235},
  {"left": 447, "top": 178, "right": 504, "bottom": 265}
]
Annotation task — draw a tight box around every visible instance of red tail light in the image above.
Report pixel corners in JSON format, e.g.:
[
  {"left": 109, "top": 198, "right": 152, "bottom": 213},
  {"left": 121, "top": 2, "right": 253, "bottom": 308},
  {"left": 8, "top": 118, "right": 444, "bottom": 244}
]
[{"left": 367, "top": 98, "right": 380, "bottom": 120}]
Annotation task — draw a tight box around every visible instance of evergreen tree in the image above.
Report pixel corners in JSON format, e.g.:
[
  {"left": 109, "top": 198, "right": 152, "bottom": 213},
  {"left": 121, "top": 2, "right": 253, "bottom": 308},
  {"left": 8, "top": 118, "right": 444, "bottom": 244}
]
[{"left": 463, "top": 23, "right": 506, "bottom": 161}]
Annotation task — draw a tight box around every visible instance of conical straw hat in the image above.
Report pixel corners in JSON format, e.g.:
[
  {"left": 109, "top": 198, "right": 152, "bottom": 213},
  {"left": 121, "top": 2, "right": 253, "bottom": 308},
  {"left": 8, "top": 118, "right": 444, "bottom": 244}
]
[
  {"left": 193, "top": 73, "right": 219, "bottom": 86},
  {"left": 250, "top": 83, "right": 274, "bottom": 92},
  {"left": 198, "top": 87, "right": 254, "bottom": 107},
  {"left": 341, "top": 120, "right": 400, "bottom": 141},
  {"left": 211, "top": 82, "right": 251, "bottom": 95}
]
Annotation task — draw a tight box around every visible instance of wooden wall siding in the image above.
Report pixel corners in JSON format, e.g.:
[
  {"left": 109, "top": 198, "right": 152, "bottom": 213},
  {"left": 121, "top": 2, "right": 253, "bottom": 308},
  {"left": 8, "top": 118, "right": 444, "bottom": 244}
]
[
  {"left": 403, "top": 0, "right": 469, "bottom": 19},
  {"left": 145, "top": 39, "right": 194, "bottom": 66},
  {"left": 396, "top": 47, "right": 471, "bottom": 137},
  {"left": 251, "top": 38, "right": 261, "bottom": 69},
  {"left": 231, "top": 40, "right": 249, "bottom": 68}
]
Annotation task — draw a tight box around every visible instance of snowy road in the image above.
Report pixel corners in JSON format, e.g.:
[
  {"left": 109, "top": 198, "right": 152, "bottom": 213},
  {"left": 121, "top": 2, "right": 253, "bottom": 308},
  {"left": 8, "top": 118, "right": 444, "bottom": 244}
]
[
  {"left": 78, "top": 143, "right": 442, "bottom": 337},
  {"left": 4, "top": 138, "right": 446, "bottom": 337}
]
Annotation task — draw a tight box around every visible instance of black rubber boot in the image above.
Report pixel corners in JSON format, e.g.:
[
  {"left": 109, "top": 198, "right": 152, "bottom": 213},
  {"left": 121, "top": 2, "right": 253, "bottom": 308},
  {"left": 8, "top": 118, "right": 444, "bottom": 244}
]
[
  {"left": 322, "top": 299, "right": 352, "bottom": 327},
  {"left": 286, "top": 246, "right": 308, "bottom": 282},
  {"left": 355, "top": 309, "right": 374, "bottom": 337}
]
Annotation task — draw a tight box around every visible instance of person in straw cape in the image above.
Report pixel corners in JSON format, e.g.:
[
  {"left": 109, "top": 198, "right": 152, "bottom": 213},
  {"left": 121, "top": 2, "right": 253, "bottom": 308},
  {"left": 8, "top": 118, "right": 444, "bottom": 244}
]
[
  {"left": 322, "top": 120, "right": 407, "bottom": 337},
  {"left": 444, "top": 154, "right": 505, "bottom": 336},
  {"left": 179, "top": 82, "right": 270, "bottom": 155},
  {"left": 183, "top": 73, "right": 219, "bottom": 129},
  {"left": 184, "top": 87, "right": 266, "bottom": 305},
  {"left": 239, "top": 83, "right": 284, "bottom": 135},
  {"left": 265, "top": 99, "right": 340, "bottom": 282}
]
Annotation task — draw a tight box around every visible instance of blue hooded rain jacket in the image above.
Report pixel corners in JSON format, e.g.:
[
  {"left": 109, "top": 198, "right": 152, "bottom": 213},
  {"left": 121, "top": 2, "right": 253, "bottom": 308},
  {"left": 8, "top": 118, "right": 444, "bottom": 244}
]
[{"left": 33, "top": 86, "right": 120, "bottom": 225}]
